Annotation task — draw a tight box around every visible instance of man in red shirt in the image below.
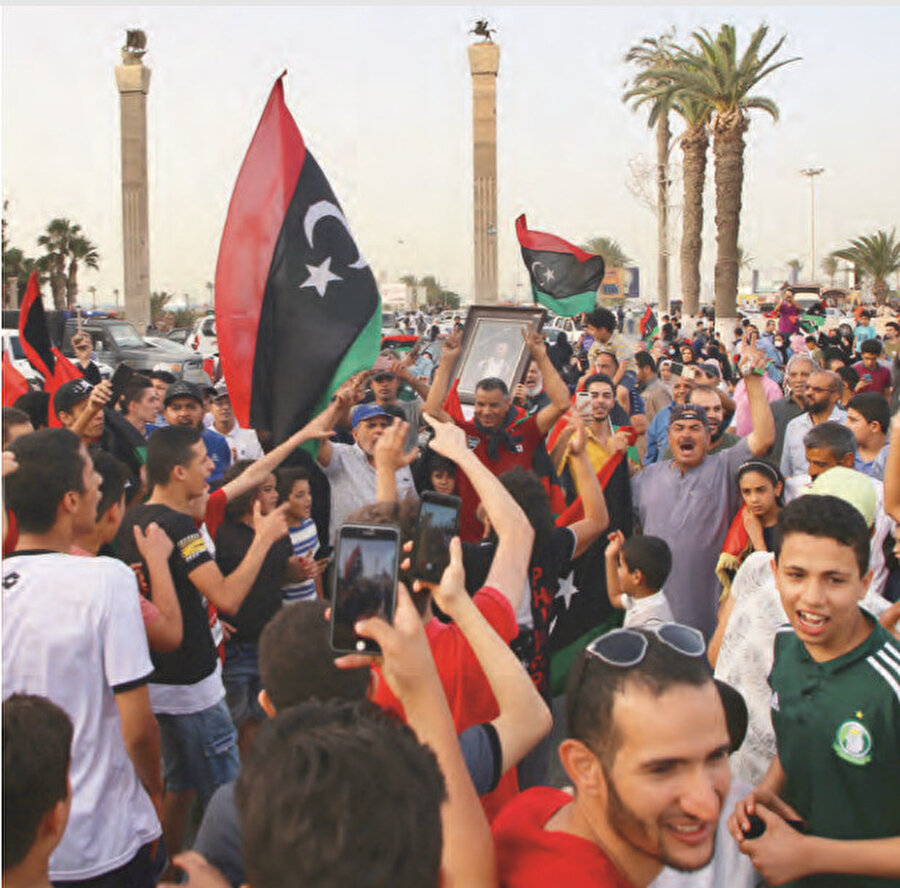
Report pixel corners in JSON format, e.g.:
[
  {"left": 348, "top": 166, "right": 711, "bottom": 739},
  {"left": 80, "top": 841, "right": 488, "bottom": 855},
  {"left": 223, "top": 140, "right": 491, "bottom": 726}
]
[
  {"left": 493, "top": 626, "right": 733, "bottom": 887},
  {"left": 424, "top": 327, "right": 571, "bottom": 540}
]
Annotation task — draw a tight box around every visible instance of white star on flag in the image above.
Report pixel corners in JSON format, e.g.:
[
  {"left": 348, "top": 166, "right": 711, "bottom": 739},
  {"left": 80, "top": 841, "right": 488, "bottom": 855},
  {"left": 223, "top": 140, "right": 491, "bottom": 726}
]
[{"left": 299, "top": 256, "right": 342, "bottom": 298}]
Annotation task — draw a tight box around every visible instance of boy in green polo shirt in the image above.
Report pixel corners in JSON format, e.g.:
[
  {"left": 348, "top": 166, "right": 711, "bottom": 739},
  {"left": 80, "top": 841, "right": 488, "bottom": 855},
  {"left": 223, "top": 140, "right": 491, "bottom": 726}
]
[{"left": 729, "top": 494, "right": 900, "bottom": 887}]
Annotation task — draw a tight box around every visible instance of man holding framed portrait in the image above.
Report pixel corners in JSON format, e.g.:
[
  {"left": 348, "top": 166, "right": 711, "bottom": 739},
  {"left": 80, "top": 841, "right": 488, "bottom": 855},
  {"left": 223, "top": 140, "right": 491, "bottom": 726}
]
[{"left": 424, "top": 311, "right": 572, "bottom": 542}]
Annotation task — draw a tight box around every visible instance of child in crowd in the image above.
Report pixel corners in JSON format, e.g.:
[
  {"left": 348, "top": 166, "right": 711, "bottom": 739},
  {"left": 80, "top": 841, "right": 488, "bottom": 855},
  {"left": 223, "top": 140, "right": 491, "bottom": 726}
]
[
  {"left": 277, "top": 467, "right": 326, "bottom": 603},
  {"left": 428, "top": 452, "right": 458, "bottom": 495},
  {"left": 604, "top": 530, "right": 674, "bottom": 627},
  {"left": 845, "top": 392, "right": 890, "bottom": 480},
  {"left": 730, "top": 495, "right": 900, "bottom": 886}
]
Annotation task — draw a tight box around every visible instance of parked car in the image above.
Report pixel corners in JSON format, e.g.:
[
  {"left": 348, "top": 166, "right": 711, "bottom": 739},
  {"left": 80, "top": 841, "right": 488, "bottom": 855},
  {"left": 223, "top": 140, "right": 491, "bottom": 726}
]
[
  {"left": 188, "top": 315, "right": 218, "bottom": 357},
  {"left": 60, "top": 318, "right": 207, "bottom": 383},
  {"left": 166, "top": 327, "right": 192, "bottom": 346},
  {"left": 1, "top": 328, "right": 43, "bottom": 388}
]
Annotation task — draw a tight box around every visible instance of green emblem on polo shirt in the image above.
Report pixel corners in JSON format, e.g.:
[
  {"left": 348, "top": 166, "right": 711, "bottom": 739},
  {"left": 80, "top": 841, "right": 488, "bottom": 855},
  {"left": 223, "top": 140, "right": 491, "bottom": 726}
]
[{"left": 833, "top": 719, "right": 872, "bottom": 765}]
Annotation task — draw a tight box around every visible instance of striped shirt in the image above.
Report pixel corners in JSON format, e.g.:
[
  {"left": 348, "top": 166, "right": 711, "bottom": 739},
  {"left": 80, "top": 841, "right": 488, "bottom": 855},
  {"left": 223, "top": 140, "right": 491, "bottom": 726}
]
[{"left": 281, "top": 518, "right": 319, "bottom": 603}]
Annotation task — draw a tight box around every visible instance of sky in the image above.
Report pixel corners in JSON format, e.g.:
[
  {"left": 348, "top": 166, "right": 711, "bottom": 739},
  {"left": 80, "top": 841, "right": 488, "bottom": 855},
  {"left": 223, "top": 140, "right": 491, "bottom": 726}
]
[{"left": 3, "top": 5, "right": 899, "bottom": 310}]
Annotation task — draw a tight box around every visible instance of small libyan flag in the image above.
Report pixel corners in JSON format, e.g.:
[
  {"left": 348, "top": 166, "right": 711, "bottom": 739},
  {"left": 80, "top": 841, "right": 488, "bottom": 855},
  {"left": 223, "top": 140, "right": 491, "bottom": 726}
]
[
  {"left": 515, "top": 214, "right": 604, "bottom": 317},
  {"left": 640, "top": 306, "right": 658, "bottom": 343}
]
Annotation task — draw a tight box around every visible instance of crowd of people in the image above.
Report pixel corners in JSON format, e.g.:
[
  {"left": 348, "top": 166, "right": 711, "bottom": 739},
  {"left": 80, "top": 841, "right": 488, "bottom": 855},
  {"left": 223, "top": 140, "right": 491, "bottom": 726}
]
[{"left": 3, "top": 295, "right": 900, "bottom": 888}]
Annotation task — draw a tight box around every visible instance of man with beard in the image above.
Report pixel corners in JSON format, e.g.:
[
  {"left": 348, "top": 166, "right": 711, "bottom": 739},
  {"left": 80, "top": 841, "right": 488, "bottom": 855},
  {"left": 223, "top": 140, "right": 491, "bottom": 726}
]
[
  {"left": 660, "top": 386, "right": 741, "bottom": 459},
  {"left": 493, "top": 626, "right": 744, "bottom": 888},
  {"left": 780, "top": 370, "right": 845, "bottom": 481},
  {"left": 766, "top": 355, "right": 815, "bottom": 466},
  {"left": 632, "top": 350, "right": 775, "bottom": 639},
  {"left": 424, "top": 329, "right": 571, "bottom": 541}
]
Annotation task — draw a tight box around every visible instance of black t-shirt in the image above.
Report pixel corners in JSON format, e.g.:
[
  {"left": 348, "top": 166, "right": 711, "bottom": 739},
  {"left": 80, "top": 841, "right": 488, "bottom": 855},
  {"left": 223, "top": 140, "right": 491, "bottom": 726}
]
[
  {"left": 116, "top": 503, "right": 217, "bottom": 686},
  {"left": 215, "top": 519, "right": 292, "bottom": 643}
]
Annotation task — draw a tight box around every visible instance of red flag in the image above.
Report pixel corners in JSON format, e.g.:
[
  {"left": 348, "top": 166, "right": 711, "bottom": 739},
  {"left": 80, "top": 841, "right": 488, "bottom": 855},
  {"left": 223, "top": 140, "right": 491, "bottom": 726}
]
[
  {"left": 18, "top": 272, "right": 55, "bottom": 379},
  {"left": 46, "top": 348, "right": 86, "bottom": 428},
  {"left": 442, "top": 378, "right": 464, "bottom": 424},
  {"left": 2, "top": 353, "right": 30, "bottom": 406}
]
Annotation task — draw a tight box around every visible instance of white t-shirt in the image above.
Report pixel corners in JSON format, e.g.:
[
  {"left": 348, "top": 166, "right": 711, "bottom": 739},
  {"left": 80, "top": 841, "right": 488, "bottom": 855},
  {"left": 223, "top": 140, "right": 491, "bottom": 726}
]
[
  {"left": 2, "top": 553, "right": 161, "bottom": 880},
  {"left": 623, "top": 589, "right": 675, "bottom": 628},
  {"left": 216, "top": 422, "right": 265, "bottom": 462}
]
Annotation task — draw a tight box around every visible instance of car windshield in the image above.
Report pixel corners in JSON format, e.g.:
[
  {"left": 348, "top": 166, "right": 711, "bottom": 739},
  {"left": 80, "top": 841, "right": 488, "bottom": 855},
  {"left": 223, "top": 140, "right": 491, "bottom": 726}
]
[{"left": 106, "top": 323, "right": 146, "bottom": 348}]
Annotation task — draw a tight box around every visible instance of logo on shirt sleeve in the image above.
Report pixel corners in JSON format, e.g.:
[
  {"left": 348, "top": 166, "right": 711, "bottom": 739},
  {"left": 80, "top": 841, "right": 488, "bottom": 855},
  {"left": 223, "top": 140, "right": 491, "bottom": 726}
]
[
  {"left": 177, "top": 532, "right": 208, "bottom": 564},
  {"left": 833, "top": 717, "right": 872, "bottom": 766}
]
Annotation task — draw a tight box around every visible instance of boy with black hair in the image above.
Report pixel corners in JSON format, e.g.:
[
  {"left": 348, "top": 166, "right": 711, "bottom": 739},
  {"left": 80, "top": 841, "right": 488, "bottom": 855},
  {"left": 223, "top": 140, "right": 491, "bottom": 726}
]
[
  {"left": 585, "top": 307, "right": 637, "bottom": 388},
  {"left": 277, "top": 466, "right": 325, "bottom": 603},
  {"left": 2, "top": 406, "right": 33, "bottom": 448},
  {"left": 605, "top": 531, "right": 674, "bottom": 627},
  {"left": 853, "top": 338, "right": 892, "bottom": 396},
  {"left": 846, "top": 391, "right": 890, "bottom": 480},
  {"left": 4, "top": 429, "right": 164, "bottom": 886},
  {"left": 730, "top": 495, "right": 900, "bottom": 886},
  {"left": 114, "top": 424, "right": 289, "bottom": 865},
  {"left": 3, "top": 694, "right": 73, "bottom": 888}
]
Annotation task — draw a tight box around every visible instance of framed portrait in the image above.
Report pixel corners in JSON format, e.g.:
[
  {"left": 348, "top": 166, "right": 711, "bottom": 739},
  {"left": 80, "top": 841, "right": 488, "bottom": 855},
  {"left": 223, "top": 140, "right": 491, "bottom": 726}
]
[{"left": 452, "top": 305, "right": 547, "bottom": 404}]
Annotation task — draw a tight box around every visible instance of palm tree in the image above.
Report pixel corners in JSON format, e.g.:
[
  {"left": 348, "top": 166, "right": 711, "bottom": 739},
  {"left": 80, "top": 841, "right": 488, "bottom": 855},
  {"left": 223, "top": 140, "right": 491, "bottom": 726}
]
[
  {"left": 624, "top": 31, "right": 676, "bottom": 312},
  {"left": 37, "top": 218, "right": 78, "bottom": 310},
  {"left": 87, "top": 285, "right": 97, "bottom": 308},
  {"left": 205, "top": 281, "right": 214, "bottom": 306},
  {"left": 66, "top": 235, "right": 100, "bottom": 308},
  {"left": 821, "top": 255, "right": 838, "bottom": 287},
  {"left": 640, "top": 25, "right": 799, "bottom": 322},
  {"left": 581, "top": 236, "right": 632, "bottom": 269},
  {"left": 787, "top": 258, "right": 803, "bottom": 285},
  {"left": 832, "top": 229, "right": 900, "bottom": 305}
]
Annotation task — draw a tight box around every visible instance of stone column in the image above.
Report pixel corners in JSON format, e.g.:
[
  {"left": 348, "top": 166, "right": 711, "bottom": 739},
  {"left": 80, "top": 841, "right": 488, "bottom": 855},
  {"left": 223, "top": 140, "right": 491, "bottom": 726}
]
[
  {"left": 115, "top": 39, "right": 151, "bottom": 332},
  {"left": 468, "top": 41, "right": 499, "bottom": 305}
]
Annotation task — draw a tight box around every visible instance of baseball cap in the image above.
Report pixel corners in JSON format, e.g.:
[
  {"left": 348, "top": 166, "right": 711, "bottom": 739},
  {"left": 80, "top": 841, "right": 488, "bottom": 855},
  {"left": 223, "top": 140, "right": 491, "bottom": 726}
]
[
  {"left": 669, "top": 403, "right": 709, "bottom": 429},
  {"left": 163, "top": 380, "right": 203, "bottom": 407},
  {"left": 808, "top": 466, "right": 876, "bottom": 529},
  {"left": 53, "top": 378, "right": 93, "bottom": 416},
  {"left": 212, "top": 382, "right": 229, "bottom": 401},
  {"left": 351, "top": 403, "right": 391, "bottom": 429}
]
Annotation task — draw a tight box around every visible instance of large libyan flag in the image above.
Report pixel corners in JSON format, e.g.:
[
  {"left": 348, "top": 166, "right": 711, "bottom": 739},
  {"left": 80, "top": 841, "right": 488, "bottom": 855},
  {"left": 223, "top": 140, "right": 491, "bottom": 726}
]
[
  {"left": 516, "top": 214, "right": 604, "bottom": 317},
  {"left": 215, "top": 74, "right": 380, "bottom": 442}
]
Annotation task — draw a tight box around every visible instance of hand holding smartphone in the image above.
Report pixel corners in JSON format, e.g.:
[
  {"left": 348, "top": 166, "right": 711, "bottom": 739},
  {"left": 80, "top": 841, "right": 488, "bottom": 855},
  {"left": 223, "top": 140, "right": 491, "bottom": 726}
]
[
  {"left": 330, "top": 524, "right": 400, "bottom": 654},
  {"left": 411, "top": 492, "right": 461, "bottom": 585}
]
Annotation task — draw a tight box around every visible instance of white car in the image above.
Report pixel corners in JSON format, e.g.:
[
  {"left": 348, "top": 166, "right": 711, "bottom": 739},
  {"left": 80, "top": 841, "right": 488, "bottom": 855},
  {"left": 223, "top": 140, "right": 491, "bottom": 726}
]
[
  {"left": 189, "top": 315, "right": 218, "bottom": 357},
  {"left": 2, "top": 328, "right": 43, "bottom": 387}
]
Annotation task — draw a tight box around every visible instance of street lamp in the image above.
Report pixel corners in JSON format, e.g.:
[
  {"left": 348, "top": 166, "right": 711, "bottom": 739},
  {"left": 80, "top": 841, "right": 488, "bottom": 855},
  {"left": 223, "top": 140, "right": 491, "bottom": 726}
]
[{"left": 800, "top": 168, "right": 824, "bottom": 281}]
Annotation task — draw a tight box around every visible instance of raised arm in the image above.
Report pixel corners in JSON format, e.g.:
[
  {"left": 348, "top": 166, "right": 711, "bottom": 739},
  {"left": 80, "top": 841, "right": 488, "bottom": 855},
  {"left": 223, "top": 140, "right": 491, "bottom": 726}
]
[
  {"left": 564, "top": 410, "right": 609, "bottom": 557},
  {"left": 69, "top": 379, "right": 113, "bottom": 438},
  {"left": 341, "top": 583, "right": 497, "bottom": 888},
  {"left": 743, "top": 348, "right": 776, "bottom": 456},
  {"left": 431, "top": 537, "right": 552, "bottom": 775},
  {"left": 133, "top": 522, "right": 183, "bottom": 653},
  {"left": 391, "top": 354, "right": 430, "bottom": 402},
  {"left": 373, "top": 420, "right": 416, "bottom": 504},
  {"left": 424, "top": 414, "right": 533, "bottom": 610},
  {"left": 604, "top": 530, "right": 627, "bottom": 611},
  {"left": 524, "top": 327, "right": 571, "bottom": 435},
  {"left": 423, "top": 333, "right": 462, "bottom": 422}
]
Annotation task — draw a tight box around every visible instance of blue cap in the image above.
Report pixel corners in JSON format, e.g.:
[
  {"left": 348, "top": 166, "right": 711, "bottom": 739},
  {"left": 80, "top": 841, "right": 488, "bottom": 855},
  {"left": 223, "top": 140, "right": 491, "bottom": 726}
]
[{"left": 351, "top": 403, "right": 391, "bottom": 429}]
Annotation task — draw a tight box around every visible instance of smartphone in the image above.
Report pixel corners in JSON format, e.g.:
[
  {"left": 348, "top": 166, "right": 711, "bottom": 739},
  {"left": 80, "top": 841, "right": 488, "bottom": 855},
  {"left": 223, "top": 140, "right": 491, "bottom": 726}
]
[
  {"left": 110, "top": 363, "right": 136, "bottom": 401},
  {"left": 411, "top": 491, "right": 462, "bottom": 585},
  {"left": 669, "top": 361, "right": 688, "bottom": 377},
  {"left": 330, "top": 524, "right": 400, "bottom": 654},
  {"left": 575, "top": 390, "right": 591, "bottom": 413}
]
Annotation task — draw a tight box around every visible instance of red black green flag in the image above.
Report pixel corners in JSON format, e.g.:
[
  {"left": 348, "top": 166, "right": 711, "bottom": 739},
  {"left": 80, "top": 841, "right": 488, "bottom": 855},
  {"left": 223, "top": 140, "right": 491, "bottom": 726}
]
[
  {"left": 215, "top": 74, "right": 380, "bottom": 443},
  {"left": 639, "top": 306, "right": 659, "bottom": 343},
  {"left": 515, "top": 214, "right": 604, "bottom": 317}
]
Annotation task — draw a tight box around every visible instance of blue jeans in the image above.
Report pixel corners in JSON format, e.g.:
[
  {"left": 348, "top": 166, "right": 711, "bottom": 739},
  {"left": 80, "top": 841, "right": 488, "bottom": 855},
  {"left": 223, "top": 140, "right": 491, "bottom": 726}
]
[
  {"left": 156, "top": 698, "right": 239, "bottom": 805},
  {"left": 223, "top": 641, "right": 265, "bottom": 728}
]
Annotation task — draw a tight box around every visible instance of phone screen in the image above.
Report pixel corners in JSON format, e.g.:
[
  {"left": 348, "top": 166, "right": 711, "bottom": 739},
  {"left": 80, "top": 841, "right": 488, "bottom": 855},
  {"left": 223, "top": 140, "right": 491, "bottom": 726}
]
[
  {"left": 110, "top": 363, "right": 136, "bottom": 401},
  {"left": 412, "top": 493, "right": 461, "bottom": 584},
  {"left": 331, "top": 524, "right": 399, "bottom": 654}
]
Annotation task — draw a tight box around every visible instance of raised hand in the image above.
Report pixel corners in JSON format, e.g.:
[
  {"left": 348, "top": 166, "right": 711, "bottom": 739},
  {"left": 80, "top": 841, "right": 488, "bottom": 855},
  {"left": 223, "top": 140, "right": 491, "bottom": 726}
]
[
  {"left": 374, "top": 420, "right": 417, "bottom": 471},
  {"left": 521, "top": 325, "right": 547, "bottom": 360},
  {"left": 422, "top": 413, "right": 468, "bottom": 461},
  {"left": 133, "top": 522, "right": 174, "bottom": 562}
]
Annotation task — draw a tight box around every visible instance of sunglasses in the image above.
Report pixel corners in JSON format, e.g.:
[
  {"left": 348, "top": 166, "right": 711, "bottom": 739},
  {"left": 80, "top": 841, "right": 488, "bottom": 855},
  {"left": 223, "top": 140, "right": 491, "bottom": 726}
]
[{"left": 585, "top": 623, "right": 706, "bottom": 668}]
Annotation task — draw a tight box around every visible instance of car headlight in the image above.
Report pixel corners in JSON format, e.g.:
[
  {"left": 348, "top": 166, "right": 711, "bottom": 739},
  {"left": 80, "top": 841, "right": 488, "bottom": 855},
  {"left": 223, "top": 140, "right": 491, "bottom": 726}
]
[{"left": 169, "top": 363, "right": 182, "bottom": 373}]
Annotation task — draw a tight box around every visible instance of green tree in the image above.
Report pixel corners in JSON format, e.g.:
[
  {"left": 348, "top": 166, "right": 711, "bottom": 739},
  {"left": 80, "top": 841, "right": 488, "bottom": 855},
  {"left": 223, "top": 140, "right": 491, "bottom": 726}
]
[
  {"left": 832, "top": 229, "right": 900, "bottom": 305},
  {"left": 787, "top": 258, "right": 803, "bottom": 284},
  {"left": 37, "top": 218, "right": 101, "bottom": 309},
  {"left": 581, "top": 236, "right": 632, "bottom": 269},
  {"left": 624, "top": 31, "right": 676, "bottom": 312},
  {"left": 150, "top": 290, "right": 174, "bottom": 321},
  {"left": 641, "top": 25, "right": 798, "bottom": 321}
]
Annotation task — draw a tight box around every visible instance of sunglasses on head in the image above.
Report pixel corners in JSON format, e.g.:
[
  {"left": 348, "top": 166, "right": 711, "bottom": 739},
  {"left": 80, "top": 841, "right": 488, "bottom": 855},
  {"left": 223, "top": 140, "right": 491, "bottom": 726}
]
[{"left": 584, "top": 623, "right": 706, "bottom": 668}]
